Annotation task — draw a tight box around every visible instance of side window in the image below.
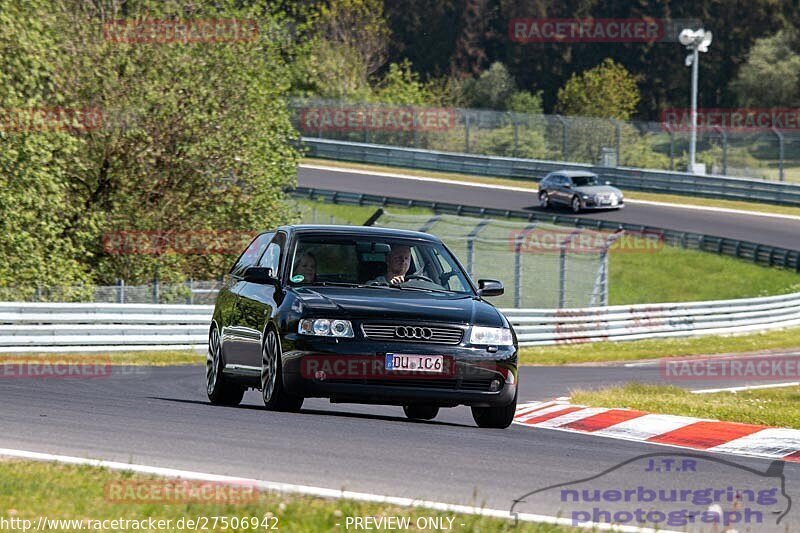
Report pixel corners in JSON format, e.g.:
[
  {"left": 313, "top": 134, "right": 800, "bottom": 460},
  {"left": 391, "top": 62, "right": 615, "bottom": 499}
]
[
  {"left": 231, "top": 232, "right": 274, "bottom": 276},
  {"left": 257, "top": 232, "right": 286, "bottom": 274},
  {"left": 432, "top": 249, "right": 467, "bottom": 292}
]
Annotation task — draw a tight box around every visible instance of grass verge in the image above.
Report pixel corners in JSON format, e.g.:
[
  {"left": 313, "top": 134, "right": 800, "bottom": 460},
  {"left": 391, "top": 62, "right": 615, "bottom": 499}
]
[
  {"left": 518, "top": 326, "right": 800, "bottom": 366},
  {"left": 304, "top": 157, "right": 800, "bottom": 218},
  {"left": 571, "top": 382, "right": 800, "bottom": 430},
  {"left": 0, "top": 351, "right": 202, "bottom": 366},
  {"left": 0, "top": 460, "right": 570, "bottom": 532}
]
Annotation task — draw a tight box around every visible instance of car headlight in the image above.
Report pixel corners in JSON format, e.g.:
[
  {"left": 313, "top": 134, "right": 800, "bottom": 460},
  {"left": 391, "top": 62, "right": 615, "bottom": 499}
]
[
  {"left": 298, "top": 318, "right": 354, "bottom": 338},
  {"left": 582, "top": 194, "right": 590, "bottom": 200},
  {"left": 469, "top": 326, "right": 513, "bottom": 346}
]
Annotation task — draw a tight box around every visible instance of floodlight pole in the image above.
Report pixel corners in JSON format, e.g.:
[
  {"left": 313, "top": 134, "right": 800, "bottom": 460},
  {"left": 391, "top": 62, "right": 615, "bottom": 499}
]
[{"left": 689, "top": 45, "right": 699, "bottom": 172}]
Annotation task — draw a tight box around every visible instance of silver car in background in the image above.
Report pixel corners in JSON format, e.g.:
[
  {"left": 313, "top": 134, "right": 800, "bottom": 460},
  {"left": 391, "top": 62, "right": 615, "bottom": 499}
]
[{"left": 538, "top": 170, "right": 624, "bottom": 213}]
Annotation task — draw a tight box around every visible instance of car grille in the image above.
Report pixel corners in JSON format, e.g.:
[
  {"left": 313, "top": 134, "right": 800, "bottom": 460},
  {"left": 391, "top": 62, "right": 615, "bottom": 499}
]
[{"left": 361, "top": 324, "right": 464, "bottom": 345}]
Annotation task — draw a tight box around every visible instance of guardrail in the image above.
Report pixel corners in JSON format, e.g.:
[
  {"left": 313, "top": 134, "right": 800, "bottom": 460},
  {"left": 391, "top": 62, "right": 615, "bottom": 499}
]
[
  {"left": 3, "top": 296, "right": 799, "bottom": 350},
  {"left": 506, "top": 291, "right": 800, "bottom": 346},
  {"left": 0, "top": 302, "right": 210, "bottom": 352},
  {"left": 290, "top": 187, "right": 800, "bottom": 271},
  {"left": 301, "top": 137, "right": 800, "bottom": 207}
]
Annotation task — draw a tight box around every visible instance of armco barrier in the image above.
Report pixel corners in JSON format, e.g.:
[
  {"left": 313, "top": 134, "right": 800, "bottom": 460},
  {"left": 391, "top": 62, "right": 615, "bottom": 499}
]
[
  {"left": 290, "top": 187, "right": 800, "bottom": 271},
  {"left": 2, "top": 295, "right": 800, "bottom": 350},
  {"left": 301, "top": 137, "right": 800, "bottom": 207},
  {"left": 0, "top": 302, "right": 211, "bottom": 352}
]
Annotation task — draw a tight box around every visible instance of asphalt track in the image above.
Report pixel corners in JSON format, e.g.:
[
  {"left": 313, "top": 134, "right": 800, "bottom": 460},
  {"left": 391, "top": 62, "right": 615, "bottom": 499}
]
[
  {"left": 3, "top": 364, "right": 800, "bottom": 531},
  {"left": 297, "top": 165, "right": 800, "bottom": 250}
]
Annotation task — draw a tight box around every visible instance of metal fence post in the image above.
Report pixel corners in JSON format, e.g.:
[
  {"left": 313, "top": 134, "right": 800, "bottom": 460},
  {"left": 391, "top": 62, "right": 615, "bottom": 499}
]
[
  {"left": 513, "top": 117, "right": 519, "bottom": 158},
  {"left": 555, "top": 115, "right": 568, "bottom": 160},
  {"left": 466, "top": 219, "right": 491, "bottom": 278},
  {"left": 559, "top": 230, "right": 581, "bottom": 308},
  {"left": 611, "top": 118, "right": 621, "bottom": 166},
  {"left": 152, "top": 268, "right": 159, "bottom": 304},
  {"left": 714, "top": 126, "right": 728, "bottom": 175},
  {"left": 188, "top": 278, "right": 194, "bottom": 305},
  {"left": 667, "top": 127, "right": 675, "bottom": 170},
  {"left": 117, "top": 279, "right": 124, "bottom": 304},
  {"left": 514, "top": 233, "right": 523, "bottom": 308},
  {"left": 773, "top": 127, "right": 785, "bottom": 181},
  {"left": 464, "top": 112, "right": 471, "bottom": 153}
]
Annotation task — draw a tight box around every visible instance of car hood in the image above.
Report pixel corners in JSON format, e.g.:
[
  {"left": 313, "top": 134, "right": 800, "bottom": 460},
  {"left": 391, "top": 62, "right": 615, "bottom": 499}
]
[
  {"left": 292, "top": 286, "right": 506, "bottom": 327},
  {"left": 574, "top": 185, "right": 622, "bottom": 195}
]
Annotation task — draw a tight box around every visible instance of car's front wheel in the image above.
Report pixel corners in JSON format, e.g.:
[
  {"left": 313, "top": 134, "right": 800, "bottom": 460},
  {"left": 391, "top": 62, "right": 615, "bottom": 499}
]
[
  {"left": 571, "top": 196, "right": 582, "bottom": 213},
  {"left": 206, "top": 326, "right": 245, "bottom": 406},
  {"left": 471, "top": 391, "right": 517, "bottom": 429},
  {"left": 261, "top": 328, "right": 304, "bottom": 412},
  {"left": 403, "top": 405, "right": 439, "bottom": 421}
]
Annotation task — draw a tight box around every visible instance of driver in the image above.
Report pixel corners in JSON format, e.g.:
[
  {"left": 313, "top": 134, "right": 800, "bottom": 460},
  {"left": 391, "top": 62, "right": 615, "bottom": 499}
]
[{"left": 368, "top": 244, "right": 411, "bottom": 286}]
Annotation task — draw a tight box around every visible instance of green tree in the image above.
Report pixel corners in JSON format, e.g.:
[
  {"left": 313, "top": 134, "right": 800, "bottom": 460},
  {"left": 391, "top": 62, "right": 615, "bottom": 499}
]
[
  {"left": 556, "top": 58, "right": 640, "bottom": 120},
  {"left": 372, "top": 60, "right": 436, "bottom": 104},
  {"left": 0, "top": 0, "right": 301, "bottom": 289},
  {"left": 731, "top": 28, "right": 800, "bottom": 107},
  {"left": 461, "top": 62, "right": 517, "bottom": 109}
]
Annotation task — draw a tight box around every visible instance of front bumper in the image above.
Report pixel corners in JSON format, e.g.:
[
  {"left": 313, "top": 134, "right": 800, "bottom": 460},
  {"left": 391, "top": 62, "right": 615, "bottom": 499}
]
[{"left": 281, "top": 334, "right": 517, "bottom": 408}]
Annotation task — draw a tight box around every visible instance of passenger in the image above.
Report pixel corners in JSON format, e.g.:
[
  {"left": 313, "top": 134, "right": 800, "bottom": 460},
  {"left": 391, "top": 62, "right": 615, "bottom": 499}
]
[
  {"left": 292, "top": 252, "right": 317, "bottom": 283},
  {"left": 369, "top": 245, "right": 411, "bottom": 286}
]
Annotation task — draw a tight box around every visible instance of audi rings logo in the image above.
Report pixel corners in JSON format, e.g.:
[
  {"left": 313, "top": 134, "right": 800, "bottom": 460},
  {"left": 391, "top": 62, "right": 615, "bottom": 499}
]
[{"left": 394, "top": 326, "right": 433, "bottom": 340}]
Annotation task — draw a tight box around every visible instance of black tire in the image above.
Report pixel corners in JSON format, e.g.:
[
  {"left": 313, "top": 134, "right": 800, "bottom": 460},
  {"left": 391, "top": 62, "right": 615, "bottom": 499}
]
[
  {"left": 403, "top": 405, "right": 439, "bottom": 421},
  {"left": 571, "top": 195, "right": 582, "bottom": 213},
  {"left": 206, "top": 326, "right": 245, "bottom": 406},
  {"left": 539, "top": 192, "right": 550, "bottom": 209},
  {"left": 261, "top": 328, "right": 304, "bottom": 412},
  {"left": 471, "top": 390, "right": 517, "bottom": 429}
]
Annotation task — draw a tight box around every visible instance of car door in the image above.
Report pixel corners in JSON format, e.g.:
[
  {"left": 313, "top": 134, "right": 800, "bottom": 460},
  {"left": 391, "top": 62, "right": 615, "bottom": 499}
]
[
  {"left": 233, "top": 231, "right": 287, "bottom": 370},
  {"left": 222, "top": 231, "right": 274, "bottom": 368}
]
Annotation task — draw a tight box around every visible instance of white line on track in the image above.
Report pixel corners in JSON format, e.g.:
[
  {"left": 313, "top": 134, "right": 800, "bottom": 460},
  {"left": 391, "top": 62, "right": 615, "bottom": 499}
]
[
  {"left": 691, "top": 381, "right": 800, "bottom": 394},
  {"left": 300, "top": 163, "right": 800, "bottom": 222},
  {"left": 0, "top": 447, "right": 676, "bottom": 533}
]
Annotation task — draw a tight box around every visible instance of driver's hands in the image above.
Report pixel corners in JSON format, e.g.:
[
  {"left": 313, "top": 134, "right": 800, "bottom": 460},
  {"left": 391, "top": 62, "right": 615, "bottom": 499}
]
[{"left": 389, "top": 275, "right": 405, "bottom": 285}]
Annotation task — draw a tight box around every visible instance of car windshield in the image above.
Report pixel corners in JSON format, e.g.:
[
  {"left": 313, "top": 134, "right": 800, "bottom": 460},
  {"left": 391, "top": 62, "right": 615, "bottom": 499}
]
[
  {"left": 571, "top": 175, "right": 599, "bottom": 187},
  {"left": 287, "top": 234, "right": 474, "bottom": 295}
]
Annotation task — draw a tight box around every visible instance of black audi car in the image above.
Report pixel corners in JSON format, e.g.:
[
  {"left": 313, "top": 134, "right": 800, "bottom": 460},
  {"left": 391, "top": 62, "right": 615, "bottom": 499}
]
[{"left": 206, "top": 225, "right": 518, "bottom": 428}]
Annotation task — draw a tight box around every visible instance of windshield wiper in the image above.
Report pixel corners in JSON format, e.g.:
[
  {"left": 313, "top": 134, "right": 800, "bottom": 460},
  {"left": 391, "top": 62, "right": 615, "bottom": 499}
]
[
  {"left": 302, "top": 281, "right": 382, "bottom": 289},
  {"left": 389, "top": 285, "right": 461, "bottom": 295}
]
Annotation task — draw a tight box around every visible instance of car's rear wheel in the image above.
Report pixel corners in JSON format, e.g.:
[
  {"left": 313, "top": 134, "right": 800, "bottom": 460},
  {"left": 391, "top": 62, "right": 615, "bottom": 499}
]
[
  {"left": 206, "top": 326, "right": 245, "bottom": 406},
  {"left": 403, "top": 405, "right": 439, "bottom": 421},
  {"left": 539, "top": 192, "right": 550, "bottom": 209},
  {"left": 261, "top": 328, "right": 304, "bottom": 412},
  {"left": 471, "top": 391, "right": 517, "bottom": 429},
  {"left": 571, "top": 196, "right": 582, "bottom": 213}
]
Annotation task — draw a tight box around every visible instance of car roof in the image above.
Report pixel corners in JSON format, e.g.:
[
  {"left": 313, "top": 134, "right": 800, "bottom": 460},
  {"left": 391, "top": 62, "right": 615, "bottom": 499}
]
[
  {"left": 549, "top": 170, "right": 598, "bottom": 178},
  {"left": 279, "top": 224, "right": 442, "bottom": 242}
]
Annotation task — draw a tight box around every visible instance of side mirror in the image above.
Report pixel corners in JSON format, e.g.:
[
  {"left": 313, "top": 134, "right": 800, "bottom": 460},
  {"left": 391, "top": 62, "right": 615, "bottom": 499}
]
[
  {"left": 564, "top": 183, "right": 572, "bottom": 189},
  {"left": 477, "top": 279, "right": 504, "bottom": 297},
  {"left": 242, "top": 266, "right": 277, "bottom": 285}
]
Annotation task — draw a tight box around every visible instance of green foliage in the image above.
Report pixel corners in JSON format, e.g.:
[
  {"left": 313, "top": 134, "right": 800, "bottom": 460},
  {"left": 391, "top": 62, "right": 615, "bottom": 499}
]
[
  {"left": 731, "top": 28, "right": 800, "bottom": 107},
  {"left": 0, "top": 0, "right": 300, "bottom": 287},
  {"left": 371, "top": 60, "right": 435, "bottom": 105},
  {"left": 557, "top": 59, "right": 640, "bottom": 120},
  {"left": 507, "top": 91, "right": 544, "bottom": 115},
  {"left": 461, "top": 62, "right": 517, "bottom": 109},
  {"left": 295, "top": 0, "right": 390, "bottom": 100}
]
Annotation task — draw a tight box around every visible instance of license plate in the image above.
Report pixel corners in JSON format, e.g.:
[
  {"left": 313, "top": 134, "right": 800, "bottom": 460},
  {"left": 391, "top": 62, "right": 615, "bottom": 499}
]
[{"left": 385, "top": 353, "right": 445, "bottom": 373}]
